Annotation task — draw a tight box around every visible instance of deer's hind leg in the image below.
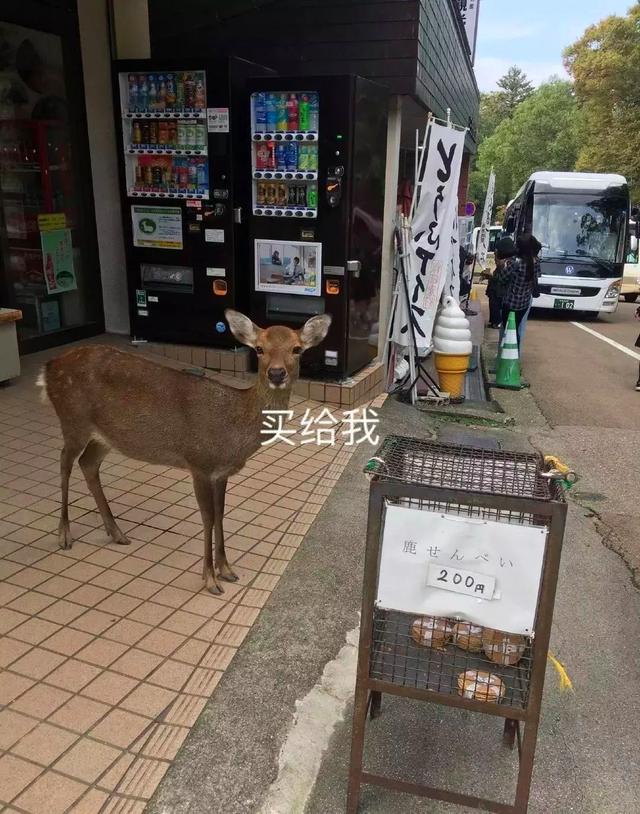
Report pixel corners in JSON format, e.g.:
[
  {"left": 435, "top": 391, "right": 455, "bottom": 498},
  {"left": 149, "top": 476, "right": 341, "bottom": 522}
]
[
  {"left": 58, "top": 440, "right": 86, "bottom": 550},
  {"left": 213, "top": 477, "right": 238, "bottom": 583},
  {"left": 79, "top": 439, "right": 129, "bottom": 546},
  {"left": 192, "top": 470, "right": 223, "bottom": 595}
]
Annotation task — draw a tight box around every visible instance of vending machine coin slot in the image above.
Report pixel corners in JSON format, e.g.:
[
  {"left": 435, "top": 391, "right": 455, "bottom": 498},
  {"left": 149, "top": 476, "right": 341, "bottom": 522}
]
[{"left": 326, "top": 166, "right": 344, "bottom": 208}]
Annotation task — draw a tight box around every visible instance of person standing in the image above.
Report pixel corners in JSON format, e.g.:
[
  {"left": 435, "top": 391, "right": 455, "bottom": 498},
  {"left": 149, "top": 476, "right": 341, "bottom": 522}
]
[
  {"left": 496, "top": 233, "right": 542, "bottom": 348},
  {"left": 484, "top": 237, "right": 516, "bottom": 329}
]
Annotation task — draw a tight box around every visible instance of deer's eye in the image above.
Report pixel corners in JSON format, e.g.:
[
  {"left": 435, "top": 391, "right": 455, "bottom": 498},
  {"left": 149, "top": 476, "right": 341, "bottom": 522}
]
[
  {"left": 255, "top": 346, "right": 264, "bottom": 355},
  {"left": 292, "top": 346, "right": 302, "bottom": 355}
]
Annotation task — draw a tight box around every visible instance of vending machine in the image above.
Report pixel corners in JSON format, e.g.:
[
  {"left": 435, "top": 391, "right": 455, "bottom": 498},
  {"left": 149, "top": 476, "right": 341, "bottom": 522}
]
[
  {"left": 114, "top": 57, "right": 272, "bottom": 347},
  {"left": 245, "top": 75, "right": 389, "bottom": 378}
]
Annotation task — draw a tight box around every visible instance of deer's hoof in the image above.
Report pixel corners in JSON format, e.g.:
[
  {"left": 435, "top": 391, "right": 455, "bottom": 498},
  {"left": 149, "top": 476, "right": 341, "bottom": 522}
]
[
  {"left": 58, "top": 527, "right": 73, "bottom": 550},
  {"left": 204, "top": 572, "right": 224, "bottom": 595},
  {"left": 218, "top": 564, "right": 239, "bottom": 583}
]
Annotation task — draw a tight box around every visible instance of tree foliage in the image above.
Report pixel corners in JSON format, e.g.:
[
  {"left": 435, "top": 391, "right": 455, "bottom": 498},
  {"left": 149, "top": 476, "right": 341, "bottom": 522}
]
[
  {"left": 469, "top": 80, "right": 579, "bottom": 208},
  {"left": 477, "top": 66, "right": 534, "bottom": 142},
  {"left": 564, "top": 5, "right": 640, "bottom": 199}
]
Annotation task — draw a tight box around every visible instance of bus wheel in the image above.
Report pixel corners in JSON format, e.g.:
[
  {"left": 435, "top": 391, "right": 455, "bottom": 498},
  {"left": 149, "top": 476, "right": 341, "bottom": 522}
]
[{"left": 623, "top": 293, "right": 638, "bottom": 303}]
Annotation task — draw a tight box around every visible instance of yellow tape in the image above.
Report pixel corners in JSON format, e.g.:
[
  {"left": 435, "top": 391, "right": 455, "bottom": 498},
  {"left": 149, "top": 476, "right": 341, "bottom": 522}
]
[{"left": 547, "top": 652, "right": 574, "bottom": 692}]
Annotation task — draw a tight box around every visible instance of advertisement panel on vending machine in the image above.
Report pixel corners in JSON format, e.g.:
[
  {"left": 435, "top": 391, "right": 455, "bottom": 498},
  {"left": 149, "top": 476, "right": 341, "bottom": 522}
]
[
  {"left": 113, "top": 57, "right": 273, "bottom": 347},
  {"left": 244, "top": 76, "right": 389, "bottom": 378}
]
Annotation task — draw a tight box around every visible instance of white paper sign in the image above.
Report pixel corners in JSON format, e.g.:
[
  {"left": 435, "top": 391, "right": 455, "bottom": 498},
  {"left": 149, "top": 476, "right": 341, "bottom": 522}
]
[
  {"left": 206, "top": 267, "right": 226, "bottom": 277},
  {"left": 207, "top": 107, "right": 230, "bottom": 132},
  {"left": 205, "top": 229, "right": 224, "bottom": 243},
  {"left": 131, "top": 206, "right": 183, "bottom": 250},
  {"left": 376, "top": 504, "right": 547, "bottom": 635},
  {"left": 458, "top": 0, "right": 480, "bottom": 64}
]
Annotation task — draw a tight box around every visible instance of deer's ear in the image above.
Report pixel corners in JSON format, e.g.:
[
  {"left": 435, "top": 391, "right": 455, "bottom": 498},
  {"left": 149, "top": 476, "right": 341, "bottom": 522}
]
[
  {"left": 298, "top": 314, "right": 332, "bottom": 350},
  {"left": 225, "top": 310, "right": 260, "bottom": 347}
]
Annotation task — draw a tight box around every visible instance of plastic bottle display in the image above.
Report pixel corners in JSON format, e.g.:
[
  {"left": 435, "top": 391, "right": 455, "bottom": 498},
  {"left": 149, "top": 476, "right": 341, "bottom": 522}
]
[
  {"left": 275, "top": 94, "right": 287, "bottom": 131},
  {"left": 254, "top": 92, "right": 266, "bottom": 132},
  {"left": 132, "top": 155, "right": 208, "bottom": 195},
  {"left": 253, "top": 91, "right": 318, "bottom": 133},
  {"left": 125, "top": 72, "right": 206, "bottom": 113}
]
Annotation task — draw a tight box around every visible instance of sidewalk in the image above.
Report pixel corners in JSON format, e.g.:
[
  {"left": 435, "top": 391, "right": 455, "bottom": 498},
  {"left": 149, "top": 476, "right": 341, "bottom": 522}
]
[{"left": 0, "top": 336, "right": 383, "bottom": 814}]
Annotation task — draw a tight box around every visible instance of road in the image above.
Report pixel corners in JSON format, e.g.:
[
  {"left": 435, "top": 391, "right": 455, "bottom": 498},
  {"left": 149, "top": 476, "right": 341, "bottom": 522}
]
[{"left": 523, "top": 300, "right": 640, "bottom": 586}]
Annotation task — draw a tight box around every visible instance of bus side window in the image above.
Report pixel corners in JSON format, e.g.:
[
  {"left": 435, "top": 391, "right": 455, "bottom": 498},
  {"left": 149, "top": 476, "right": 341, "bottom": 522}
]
[{"left": 627, "top": 233, "right": 639, "bottom": 264}]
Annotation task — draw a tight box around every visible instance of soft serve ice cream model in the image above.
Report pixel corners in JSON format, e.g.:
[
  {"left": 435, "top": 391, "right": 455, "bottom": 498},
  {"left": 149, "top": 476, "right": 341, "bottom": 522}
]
[{"left": 432, "top": 296, "right": 472, "bottom": 398}]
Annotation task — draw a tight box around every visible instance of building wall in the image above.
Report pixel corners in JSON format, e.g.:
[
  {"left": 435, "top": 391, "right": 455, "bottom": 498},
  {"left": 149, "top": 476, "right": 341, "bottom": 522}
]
[{"left": 77, "top": 0, "right": 129, "bottom": 334}]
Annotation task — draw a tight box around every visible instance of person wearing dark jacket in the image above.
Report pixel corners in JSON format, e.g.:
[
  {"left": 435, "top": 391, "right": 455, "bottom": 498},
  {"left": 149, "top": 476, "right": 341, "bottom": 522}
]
[
  {"left": 485, "top": 237, "right": 516, "bottom": 329},
  {"left": 496, "top": 233, "right": 542, "bottom": 348}
]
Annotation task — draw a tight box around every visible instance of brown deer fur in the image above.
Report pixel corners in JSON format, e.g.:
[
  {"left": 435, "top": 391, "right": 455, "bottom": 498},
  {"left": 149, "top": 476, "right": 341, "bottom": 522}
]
[{"left": 41, "top": 310, "right": 331, "bottom": 594}]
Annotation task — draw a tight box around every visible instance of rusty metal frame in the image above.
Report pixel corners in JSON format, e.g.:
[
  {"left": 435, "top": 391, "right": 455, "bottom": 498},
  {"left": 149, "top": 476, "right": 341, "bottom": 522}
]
[{"left": 347, "top": 450, "right": 567, "bottom": 814}]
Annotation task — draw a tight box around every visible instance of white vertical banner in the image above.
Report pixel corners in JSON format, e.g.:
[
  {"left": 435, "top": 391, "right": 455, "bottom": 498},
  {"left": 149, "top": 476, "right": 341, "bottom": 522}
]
[
  {"left": 444, "top": 199, "right": 461, "bottom": 303},
  {"left": 458, "top": 0, "right": 481, "bottom": 64},
  {"left": 476, "top": 169, "right": 495, "bottom": 270},
  {"left": 391, "top": 121, "right": 466, "bottom": 348}
]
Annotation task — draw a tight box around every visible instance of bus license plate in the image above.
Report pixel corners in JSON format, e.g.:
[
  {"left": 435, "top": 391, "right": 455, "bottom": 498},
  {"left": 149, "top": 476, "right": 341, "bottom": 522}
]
[{"left": 554, "top": 299, "right": 574, "bottom": 310}]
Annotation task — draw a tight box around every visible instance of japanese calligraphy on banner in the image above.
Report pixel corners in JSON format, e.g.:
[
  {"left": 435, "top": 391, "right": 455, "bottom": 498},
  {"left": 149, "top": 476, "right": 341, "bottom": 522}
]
[
  {"left": 391, "top": 121, "right": 466, "bottom": 348},
  {"left": 476, "top": 169, "right": 495, "bottom": 270},
  {"left": 445, "top": 199, "right": 461, "bottom": 302},
  {"left": 458, "top": 0, "right": 481, "bottom": 64},
  {"left": 376, "top": 505, "right": 547, "bottom": 635}
]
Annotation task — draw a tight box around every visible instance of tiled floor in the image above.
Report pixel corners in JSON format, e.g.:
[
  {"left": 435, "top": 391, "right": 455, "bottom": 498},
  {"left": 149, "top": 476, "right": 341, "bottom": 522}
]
[{"left": 0, "top": 338, "right": 385, "bottom": 814}]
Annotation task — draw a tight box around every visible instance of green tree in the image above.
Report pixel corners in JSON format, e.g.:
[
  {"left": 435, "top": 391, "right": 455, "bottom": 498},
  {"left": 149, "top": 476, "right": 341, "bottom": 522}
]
[
  {"left": 477, "top": 66, "right": 535, "bottom": 142},
  {"left": 564, "top": 5, "right": 640, "bottom": 198},
  {"left": 469, "top": 79, "right": 579, "bottom": 208}
]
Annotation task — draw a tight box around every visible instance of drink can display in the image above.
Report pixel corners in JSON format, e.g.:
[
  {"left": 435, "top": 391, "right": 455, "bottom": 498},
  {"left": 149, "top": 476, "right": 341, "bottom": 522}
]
[
  {"left": 179, "top": 161, "right": 189, "bottom": 190},
  {"left": 188, "top": 160, "right": 198, "bottom": 189},
  {"left": 308, "top": 145, "right": 318, "bottom": 171},
  {"left": 177, "top": 121, "right": 187, "bottom": 149},
  {"left": 132, "top": 121, "right": 142, "bottom": 145},
  {"left": 309, "top": 93, "right": 319, "bottom": 131},
  {"left": 168, "top": 121, "right": 178, "bottom": 148},
  {"left": 297, "top": 145, "right": 309, "bottom": 171},
  {"left": 299, "top": 93, "right": 310, "bottom": 131},
  {"left": 286, "top": 94, "right": 299, "bottom": 131},
  {"left": 166, "top": 74, "right": 176, "bottom": 109},
  {"left": 176, "top": 74, "right": 185, "bottom": 109},
  {"left": 197, "top": 161, "right": 207, "bottom": 190},
  {"left": 135, "top": 163, "right": 143, "bottom": 187},
  {"left": 276, "top": 183, "right": 288, "bottom": 206},
  {"left": 148, "top": 75, "right": 157, "bottom": 111},
  {"left": 196, "top": 123, "right": 207, "bottom": 149},
  {"left": 158, "top": 122, "right": 168, "bottom": 145},
  {"left": 288, "top": 185, "right": 298, "bottom": 205},
  {"left": 256, "top": 182, "right": 266, "bottom": 205},
  {"left": 265, "top": 182, "right": 277, "bottom": 205},
  {"left": 139, "top": 75, "right": 149, "bottom": 111},
  {"left": 254, "top": 93, "right": 266, "bottom": 132},
  {"left": 194, "top": 75, "right": 206, "bottom": 109},
  {"left": 275, "top": 94, "right": 287, "bottom": 131},
  {"left": 187, "top": 121, "right": 197, "bottom": 149},
  {"left": 307, "top": 185, "right": 318, "bottom": 208},
  {"left": 266, "top": 94, "right": 277, "bottom": 130},
  {"left": 285, "top": 142, "right": 298, "bottom": 172},
  {"left": 144, "top": 163, "right": 153, "bottom": 186},
  {"left": 157, "top": 76, "right": 166, "bottom": 111},
  {"left": 128, "top": 75, "right": 138, "bottom": 111},
  {"left": 141, "top": 122, "right": 150, "bottom": 146},
  {"left": 184, "top": 74, "right": 195, "bottom": 109},
  {"left": 255, "top": 142, "right": 271, "bottom": 170},
  {"left": 296, "top": 185, "right": 307, "bottom": 207},
  {"left": 275, "top": 143, "right": 287, "bottom": 172},
  {"left": 148, "top": 122, "right": 157, "bottom": 145}
]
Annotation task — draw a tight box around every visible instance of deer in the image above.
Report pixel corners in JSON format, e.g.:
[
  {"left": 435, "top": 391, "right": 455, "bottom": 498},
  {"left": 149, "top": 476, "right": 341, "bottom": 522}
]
[{"left": 39, "top": 310, "right": 331, "bottom": 594}]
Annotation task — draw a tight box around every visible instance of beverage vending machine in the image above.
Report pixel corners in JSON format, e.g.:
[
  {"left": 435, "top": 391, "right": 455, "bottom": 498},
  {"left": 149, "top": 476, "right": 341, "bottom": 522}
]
[
  {"left": 114, "top": 57, "right": 271, "bottom": 347},
  {"left": 245, "top": 75, "right": 388, "bottom": 378}
]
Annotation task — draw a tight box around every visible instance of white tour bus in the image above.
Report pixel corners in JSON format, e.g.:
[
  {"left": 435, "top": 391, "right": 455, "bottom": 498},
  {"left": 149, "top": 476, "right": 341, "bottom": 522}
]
[{"left": 503, "top": 171, "right": 629, "bottom": 314}]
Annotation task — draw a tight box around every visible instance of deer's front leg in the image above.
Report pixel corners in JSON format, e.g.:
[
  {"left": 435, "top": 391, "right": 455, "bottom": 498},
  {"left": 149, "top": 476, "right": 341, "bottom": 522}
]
[
  {"left": 192, "top": 470, "right": 223, "bottom": 595},
  {"left": 213, "top": 477, "right": 238, "bottom": 582}
]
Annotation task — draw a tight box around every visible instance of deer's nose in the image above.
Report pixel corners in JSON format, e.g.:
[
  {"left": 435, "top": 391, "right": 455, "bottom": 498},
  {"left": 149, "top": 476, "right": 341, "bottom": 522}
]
[{"left": 268, "top": 367, "right": 287, "bottom": 385}]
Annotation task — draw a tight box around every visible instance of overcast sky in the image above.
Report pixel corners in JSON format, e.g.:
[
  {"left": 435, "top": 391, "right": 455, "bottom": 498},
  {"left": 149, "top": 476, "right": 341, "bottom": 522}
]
[{"left": 474, "top": 0, "right": 634, "bottom": 92}]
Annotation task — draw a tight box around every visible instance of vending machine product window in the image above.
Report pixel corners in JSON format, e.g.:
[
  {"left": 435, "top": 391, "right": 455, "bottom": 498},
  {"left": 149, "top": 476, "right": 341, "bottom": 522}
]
[
  {"left": 118, "top": 71, "right": 209, "bottom": 200},
  {"left": 250, "top": 91, "right": 319, "bottom": 219}
]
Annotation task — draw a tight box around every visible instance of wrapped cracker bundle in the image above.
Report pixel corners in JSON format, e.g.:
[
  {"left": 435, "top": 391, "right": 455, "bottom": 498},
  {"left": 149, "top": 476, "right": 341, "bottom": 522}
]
[
  {"left": 410, "top": 616, "right": 452, "bottom": 650},
  {"left": 482, "top": 629, "right": 527, "bottom": 667},
  {"left": 452, "top": 621, "right": 484, "bottom": 652},
  {"left": 457, "top": 669, "right": 505, "bottom": 703}
]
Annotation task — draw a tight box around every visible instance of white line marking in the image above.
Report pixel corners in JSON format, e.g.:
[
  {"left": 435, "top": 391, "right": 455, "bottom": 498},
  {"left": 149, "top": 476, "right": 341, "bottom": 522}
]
[{"left": 571, "top": 321, "right": 640, "bottom": 361}]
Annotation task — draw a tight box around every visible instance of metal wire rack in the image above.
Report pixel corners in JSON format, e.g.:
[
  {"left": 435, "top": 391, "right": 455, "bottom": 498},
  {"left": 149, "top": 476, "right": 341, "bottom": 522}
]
[
  {"left": 366, "top": 435, "right": 562, "bottom": 502},
  {"left": 370, "top": 609, "right": 533, "bottom": 710}
]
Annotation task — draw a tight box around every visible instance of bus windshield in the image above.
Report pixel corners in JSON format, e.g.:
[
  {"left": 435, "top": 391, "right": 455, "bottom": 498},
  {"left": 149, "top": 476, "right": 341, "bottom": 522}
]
[{"left": 532, "top": 194, "right": 627, "bottom": 266}]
